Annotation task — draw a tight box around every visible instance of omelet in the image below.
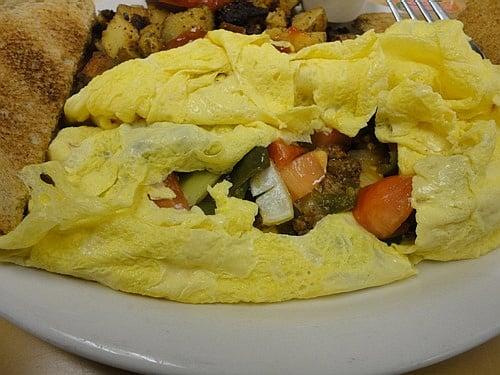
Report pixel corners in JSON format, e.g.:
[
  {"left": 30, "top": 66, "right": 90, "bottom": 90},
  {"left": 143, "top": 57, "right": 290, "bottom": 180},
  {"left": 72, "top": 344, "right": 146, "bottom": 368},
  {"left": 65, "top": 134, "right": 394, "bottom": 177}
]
[
  {"left": 0, "top": 20, "right": 499, "bottom": 303},
  {"left": 64, "top": 29, "right": 387, "bottom": 135},
  {"left": 0, "top": 123, "right": 414, "bottom": 303}
]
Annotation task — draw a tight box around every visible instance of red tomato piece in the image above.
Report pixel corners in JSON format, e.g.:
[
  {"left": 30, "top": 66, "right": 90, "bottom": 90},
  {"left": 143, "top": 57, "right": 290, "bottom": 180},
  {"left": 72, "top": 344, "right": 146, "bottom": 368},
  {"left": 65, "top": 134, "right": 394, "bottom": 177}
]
[
  {"left": 158, "top": 0, "right": 231, "bottom": 10},
  {"left": 311, "top": 129, "right": 351, "bottom": 147},
  {"left": 165, "top": 27, "right": 207, "bottom": 50},
  {"left": 287, "top": 26, "right": 301, "bottom": 36},
  {"left": 267, "top": 139, "right": 306, "bottom": 169},
  {"left": 279, "top": 150, "right": 328, "bottom": 201},
  {"left": 154, "top": 173, "right": 189, "bottom": 210},
  {"left": 352, "top": 175, "right": 414, "bottom": 239}
]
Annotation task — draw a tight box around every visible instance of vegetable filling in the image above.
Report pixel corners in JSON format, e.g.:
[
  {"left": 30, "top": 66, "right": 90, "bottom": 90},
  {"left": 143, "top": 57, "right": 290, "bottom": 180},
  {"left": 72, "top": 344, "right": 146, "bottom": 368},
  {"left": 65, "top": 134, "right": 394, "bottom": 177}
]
[{"left": 151, "top": 122, "right": 416, "bottom": 240}]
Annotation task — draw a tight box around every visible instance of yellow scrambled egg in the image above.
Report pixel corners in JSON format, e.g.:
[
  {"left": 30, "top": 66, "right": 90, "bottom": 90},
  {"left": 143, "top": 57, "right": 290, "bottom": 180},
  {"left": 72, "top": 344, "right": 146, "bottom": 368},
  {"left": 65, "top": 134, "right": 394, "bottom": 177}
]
[{"left": 0, "top": 20, "right": 499, "bottom": 303}]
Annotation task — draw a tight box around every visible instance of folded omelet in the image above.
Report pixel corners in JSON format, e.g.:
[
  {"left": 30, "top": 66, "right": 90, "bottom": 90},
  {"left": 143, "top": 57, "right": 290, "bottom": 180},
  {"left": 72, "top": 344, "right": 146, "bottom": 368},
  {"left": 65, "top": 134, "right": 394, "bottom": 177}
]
[{"left": 0, "top": 20, "right": 498, "bottom": 303}]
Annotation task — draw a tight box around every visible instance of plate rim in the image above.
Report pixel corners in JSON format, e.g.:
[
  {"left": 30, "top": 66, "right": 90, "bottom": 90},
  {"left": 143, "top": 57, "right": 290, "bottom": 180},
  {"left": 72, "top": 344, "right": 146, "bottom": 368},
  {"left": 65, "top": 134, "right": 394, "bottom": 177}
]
[
  {"left": 1, "top": 252, "right": 499, "bottom": 375},
  {"left": 1, "top": 305, "right": 499, "bottom": 374}
]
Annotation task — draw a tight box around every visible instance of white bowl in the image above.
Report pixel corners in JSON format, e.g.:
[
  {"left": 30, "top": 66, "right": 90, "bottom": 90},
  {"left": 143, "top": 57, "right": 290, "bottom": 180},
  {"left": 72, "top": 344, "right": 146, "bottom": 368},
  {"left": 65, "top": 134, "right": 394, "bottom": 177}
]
[{"left": 302, "top": 0, "right": 368, "bottom": 23}]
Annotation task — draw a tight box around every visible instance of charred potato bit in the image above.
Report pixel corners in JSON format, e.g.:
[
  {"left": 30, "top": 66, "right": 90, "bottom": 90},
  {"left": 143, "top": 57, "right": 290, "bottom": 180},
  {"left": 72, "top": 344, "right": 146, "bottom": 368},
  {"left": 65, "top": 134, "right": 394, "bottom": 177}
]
[
  {"left": 117, "top": 4, "right": 150, "bottom": 20},
  {"left": 100, "top": 9, "right": 116, "bottom": 22},
  {"left": 92, "top": 10, "right": 117, "bottom": 41},
  {"left": 266, "top": 9, "right": 287, "bottom": 29},
  {"left": 139, "top": 24, "right": 164, "bottom": 56},
  {"left": 216, "top": 0, "right": 268, "bottom": 34},
  {"left": 101, "top": 14, "right": 141, "bottom": 60},
  {"left": 131, "top": 14, "right": 150, "bottom": 30},
  {"left": 291, "top": 7, "right": 327, "bottom": 32},
  {"left": 117, "top": 5, "right": 150, "bottom": 31},
  {"left": 220, "top": 21, "right": 247, "bottom": 34},
  {"left": 162, "top": 6, "right": 214, "bottom": 43}
]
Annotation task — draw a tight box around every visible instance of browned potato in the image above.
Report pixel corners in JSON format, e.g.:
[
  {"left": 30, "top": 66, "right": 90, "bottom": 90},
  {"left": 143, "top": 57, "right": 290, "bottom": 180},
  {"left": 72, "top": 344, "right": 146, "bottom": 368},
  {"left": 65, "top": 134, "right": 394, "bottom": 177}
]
[
  {"left": 266, "top": 9, "right": 287, "bottom": 29},
  {"left": 265, "top": 28, "right": 289, "bottom": 44},
  {"left": 139, "top": 23, "right": 164, "bottom": 57},
  {"left": 291, "top": 7, "right": 327, "bottom": 32},
  {"left": 162, "top": 6, "right": 214, "bottom": 43},
  {"left": 251, "top": 0, "right": 274, "bottom": 8},
  {"left": 117, "top": 5, "right": 150, "bottom": 31},
  {"left": 278, "top": 0, "right": 300, "bottom": 15},
  {"left": 101, "top": 14, "right": 141, "bottom": 60},
  {"left": 266, "top": 27, "right": 326, "bottom": 51},
  {"left": 148, "top": 4, "right": 170, "bottom": 26}
]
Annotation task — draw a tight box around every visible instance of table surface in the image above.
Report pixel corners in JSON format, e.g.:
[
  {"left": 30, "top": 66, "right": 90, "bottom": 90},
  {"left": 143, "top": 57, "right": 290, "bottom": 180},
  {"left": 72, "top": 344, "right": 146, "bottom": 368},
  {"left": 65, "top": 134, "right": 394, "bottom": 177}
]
[{"left": 0, "top": 318, "right": 498, "bottom": 374}]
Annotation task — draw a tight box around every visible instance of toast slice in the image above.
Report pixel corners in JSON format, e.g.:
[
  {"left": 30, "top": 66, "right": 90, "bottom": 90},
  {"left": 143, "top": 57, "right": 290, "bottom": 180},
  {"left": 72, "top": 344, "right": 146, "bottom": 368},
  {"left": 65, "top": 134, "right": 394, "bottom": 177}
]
[
  {"left": 458, "top": 0, "right": 500, "bottom": 64},
  {"left": 0, "top": 0, "right": 95, "bottom": 234}
]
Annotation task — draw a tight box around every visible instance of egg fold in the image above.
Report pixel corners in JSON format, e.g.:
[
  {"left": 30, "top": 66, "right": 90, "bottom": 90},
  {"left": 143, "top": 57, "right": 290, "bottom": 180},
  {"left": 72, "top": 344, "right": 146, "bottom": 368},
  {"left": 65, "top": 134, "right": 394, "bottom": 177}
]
[{"left": 0, "top": 21, "right": 499, "bottom": 303}]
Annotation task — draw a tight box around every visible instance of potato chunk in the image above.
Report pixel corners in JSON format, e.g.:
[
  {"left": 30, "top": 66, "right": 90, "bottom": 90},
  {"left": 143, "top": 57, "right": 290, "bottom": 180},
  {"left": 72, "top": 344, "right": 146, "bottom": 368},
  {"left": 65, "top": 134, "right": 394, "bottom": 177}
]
[
  {"left": 101, "top": 14, "right": 140, "bottom": 60},
  {"left": 162, "top": 6, "right": 214, "bottom": 43},
  {"left": 278, "top": 0, "right": 300, "bottom": 15},
  {"left": 139, "top": 23, "right": 164, "bottom": 57},
  {"left": 266, "top": 9, "right": 287, "bottom": 29},
  {"left": 148, "top": 3, "right": 171, "bottom": 25},
  {"left": 291, "top": 7, "right": 327, "bottom": 32}
]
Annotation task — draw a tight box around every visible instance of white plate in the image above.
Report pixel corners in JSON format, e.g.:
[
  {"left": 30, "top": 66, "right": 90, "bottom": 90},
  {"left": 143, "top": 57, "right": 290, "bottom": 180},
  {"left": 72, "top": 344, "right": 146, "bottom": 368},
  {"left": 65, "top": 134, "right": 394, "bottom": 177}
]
[
  {"left": 1, "top": 251, "right": 499, "bottom": 374},
  {"left": 1, "top": 1, "right": 499, "bottom": 374}
]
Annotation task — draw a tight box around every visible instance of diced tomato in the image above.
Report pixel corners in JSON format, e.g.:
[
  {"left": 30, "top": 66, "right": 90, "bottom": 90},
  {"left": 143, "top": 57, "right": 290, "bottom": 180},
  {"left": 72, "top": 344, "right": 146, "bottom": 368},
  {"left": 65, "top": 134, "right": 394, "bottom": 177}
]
[
  {"left": 352, "top": 175, "right": 414, "bottom": 239},
  {"left": 287, "top": 26, "right": 301, "bottom": 36},
  {"left": 279, "top": 150, "right": 328, "bottom": 201},
  {"left": 311, "top": 129, "right": 351, "bottom": 147},
  {"left": 165, "top": 27, "right": 207, "bottom": 50},
  {"left": 158, "top": 0, "right": 231, "bottom": 10},
  {"left": 154, "top": 173, "right": 189, "bottom": 210},
  {"left": 268, "top": 139, "right": 306, "bottom": 169}
]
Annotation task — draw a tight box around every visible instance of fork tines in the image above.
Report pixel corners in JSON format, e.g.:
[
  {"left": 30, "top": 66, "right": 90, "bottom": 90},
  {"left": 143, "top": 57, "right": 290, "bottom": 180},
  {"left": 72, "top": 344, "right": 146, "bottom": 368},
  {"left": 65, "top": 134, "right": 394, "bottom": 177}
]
[{"left": 386, "top": 0, "right": 450, "bottom": 22}]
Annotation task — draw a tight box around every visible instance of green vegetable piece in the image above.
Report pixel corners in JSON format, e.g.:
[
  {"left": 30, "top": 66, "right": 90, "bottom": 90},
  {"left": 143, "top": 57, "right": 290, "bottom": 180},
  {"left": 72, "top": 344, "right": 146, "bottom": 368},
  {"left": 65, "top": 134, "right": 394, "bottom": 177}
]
[
  {"left": 181, "top": 171, "right": 221, "bottom": 206},
  {"left": 229, "top": 147, "right": 270, "bottom": 197},
  {"left": 230, "top": 179, "right": 250, "bottom": 200},
  {"left": 378, "top": 144, "right": 399, "bottom": 177},
  {"left": 320, "top": 192, "right": 358, "bottom": 213},
  {"left": 197, "top": 196, "right": 216, "bottom": 215}
]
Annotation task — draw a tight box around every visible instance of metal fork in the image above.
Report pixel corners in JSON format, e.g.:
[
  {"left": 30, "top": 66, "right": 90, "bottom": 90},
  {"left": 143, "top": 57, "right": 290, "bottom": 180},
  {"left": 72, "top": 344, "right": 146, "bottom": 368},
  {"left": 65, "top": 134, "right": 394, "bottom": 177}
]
[{"left": 386, "top": 0, "right": 485, "bottom": 58}]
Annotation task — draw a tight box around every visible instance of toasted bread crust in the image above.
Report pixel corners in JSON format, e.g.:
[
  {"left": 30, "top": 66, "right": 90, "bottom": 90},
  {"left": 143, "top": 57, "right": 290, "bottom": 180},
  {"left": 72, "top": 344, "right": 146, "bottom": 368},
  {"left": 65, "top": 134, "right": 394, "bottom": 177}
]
[
  {"left": 458, "top": 0, "right": 500, "bottom": 64},
  {"left": 0, "top": 0, "right": 95, "bottom": 234}
]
